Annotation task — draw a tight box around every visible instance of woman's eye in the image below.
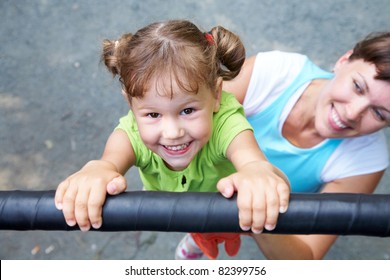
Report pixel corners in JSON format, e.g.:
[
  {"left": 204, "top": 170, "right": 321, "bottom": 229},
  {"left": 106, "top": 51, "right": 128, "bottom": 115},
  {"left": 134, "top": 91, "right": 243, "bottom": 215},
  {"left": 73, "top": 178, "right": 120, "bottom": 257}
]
[
  {"left": 181, "top": 108, "right": 194, "bottom": 115},
  {"left": 353, "top": 81, "right": 363, "bottom": 94},
  {"left": 147, "top": 112, "right": 160, "bottom": 118},
  {"left": 372, "top": 108, "right": 385, "bottom": 122}
]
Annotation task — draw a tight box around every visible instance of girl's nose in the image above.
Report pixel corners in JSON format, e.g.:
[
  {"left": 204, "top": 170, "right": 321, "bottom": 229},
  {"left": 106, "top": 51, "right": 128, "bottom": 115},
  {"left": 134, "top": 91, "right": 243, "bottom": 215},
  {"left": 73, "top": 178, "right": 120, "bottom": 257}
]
[{"left": 162, "top": 119, "right": 185, "bottom": 139}]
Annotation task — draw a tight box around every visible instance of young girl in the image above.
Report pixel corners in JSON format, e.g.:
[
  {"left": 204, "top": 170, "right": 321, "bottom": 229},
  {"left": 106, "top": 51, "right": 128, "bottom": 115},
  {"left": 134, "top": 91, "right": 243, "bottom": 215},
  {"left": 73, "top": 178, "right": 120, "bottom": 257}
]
[{"left": 54, "top": 20, "right": 290, "bottom": 259}]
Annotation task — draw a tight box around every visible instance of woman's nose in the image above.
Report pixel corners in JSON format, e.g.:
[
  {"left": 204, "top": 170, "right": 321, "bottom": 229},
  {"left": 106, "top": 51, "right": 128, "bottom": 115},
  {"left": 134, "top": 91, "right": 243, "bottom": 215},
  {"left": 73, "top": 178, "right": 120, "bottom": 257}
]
[{"left": 345, "top": 95, "right": 370, "bottom": 121}]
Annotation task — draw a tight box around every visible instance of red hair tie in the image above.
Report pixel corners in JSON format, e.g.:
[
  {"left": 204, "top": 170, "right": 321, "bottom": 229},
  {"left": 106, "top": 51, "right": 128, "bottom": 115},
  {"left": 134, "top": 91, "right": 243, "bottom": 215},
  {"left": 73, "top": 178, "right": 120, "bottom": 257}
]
[{"left": 204, "top": 32, "right": 215, "bottom": 45}]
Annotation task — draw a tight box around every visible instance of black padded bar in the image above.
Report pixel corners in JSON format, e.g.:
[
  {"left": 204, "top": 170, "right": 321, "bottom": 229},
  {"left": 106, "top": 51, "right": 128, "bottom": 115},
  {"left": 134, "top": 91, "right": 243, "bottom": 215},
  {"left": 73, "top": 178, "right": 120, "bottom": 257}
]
[{"left": 0, "top": 190, "right": 389, "bottom": 236}]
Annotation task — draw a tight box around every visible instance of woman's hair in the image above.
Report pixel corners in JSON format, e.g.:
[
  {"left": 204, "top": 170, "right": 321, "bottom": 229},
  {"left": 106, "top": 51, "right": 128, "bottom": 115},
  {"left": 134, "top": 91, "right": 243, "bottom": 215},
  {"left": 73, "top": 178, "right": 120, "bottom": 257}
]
[
  {"left": 349, "top": 31, "right": 390, "bottom": 81},
  {"left": 101, "top": 20, "right": 245, "bottom": 99}
]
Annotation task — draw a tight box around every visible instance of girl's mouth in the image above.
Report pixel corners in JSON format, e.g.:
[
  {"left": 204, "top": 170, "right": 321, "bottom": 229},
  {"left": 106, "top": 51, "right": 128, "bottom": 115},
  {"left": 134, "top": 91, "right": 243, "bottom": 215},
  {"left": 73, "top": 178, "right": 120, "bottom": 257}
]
[{"left": 163, "top": 142, "right": 191, "bottom": 154}]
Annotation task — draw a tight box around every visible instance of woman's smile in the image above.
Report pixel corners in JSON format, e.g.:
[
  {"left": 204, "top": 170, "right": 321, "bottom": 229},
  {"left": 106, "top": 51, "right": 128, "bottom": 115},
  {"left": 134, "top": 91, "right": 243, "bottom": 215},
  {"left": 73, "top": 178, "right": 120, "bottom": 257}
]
[{"left": 329, "top": 105, "right": 349, "bottom": 131}]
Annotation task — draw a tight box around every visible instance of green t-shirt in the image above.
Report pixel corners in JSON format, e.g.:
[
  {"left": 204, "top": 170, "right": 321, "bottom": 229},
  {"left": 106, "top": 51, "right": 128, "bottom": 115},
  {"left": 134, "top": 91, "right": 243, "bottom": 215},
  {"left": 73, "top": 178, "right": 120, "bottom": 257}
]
[{"left": 116, "top": 91, "right": 253, "bottom": 192}]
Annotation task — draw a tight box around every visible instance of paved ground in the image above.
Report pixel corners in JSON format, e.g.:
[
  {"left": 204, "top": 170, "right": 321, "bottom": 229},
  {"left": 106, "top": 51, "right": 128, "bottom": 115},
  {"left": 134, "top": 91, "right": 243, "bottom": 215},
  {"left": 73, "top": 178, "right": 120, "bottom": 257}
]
[{"left": 1, "top": 0, "right": 390, "bottom": 260}]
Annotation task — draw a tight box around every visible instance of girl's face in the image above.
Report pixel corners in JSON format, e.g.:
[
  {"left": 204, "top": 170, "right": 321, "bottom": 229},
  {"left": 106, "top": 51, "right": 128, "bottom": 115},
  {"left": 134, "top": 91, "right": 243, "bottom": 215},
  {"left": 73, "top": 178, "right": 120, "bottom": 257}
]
[
  {"left": 315, "top": 52, "right": 390, "bottom": 138},
  {"left": 130, "top": 78, "right": 221, "bottom": 171}
]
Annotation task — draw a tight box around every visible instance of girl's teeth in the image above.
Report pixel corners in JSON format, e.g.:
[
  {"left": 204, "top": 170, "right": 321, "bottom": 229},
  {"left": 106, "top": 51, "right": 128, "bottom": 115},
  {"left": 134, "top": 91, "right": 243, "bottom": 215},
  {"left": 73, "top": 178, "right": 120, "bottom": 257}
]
[
  {"left": 332, "top": 109, "right": 347, "bottom": 129},
  {"left": 165, "top": 143, "right": 189, "bottom": 151}
]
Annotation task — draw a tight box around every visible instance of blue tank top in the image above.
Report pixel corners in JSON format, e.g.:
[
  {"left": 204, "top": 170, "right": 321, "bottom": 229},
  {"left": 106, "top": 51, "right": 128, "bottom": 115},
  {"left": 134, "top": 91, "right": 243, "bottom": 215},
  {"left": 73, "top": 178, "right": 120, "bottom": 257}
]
[{"left": 247, "top": 58, "right": 342, "bottom": 193}]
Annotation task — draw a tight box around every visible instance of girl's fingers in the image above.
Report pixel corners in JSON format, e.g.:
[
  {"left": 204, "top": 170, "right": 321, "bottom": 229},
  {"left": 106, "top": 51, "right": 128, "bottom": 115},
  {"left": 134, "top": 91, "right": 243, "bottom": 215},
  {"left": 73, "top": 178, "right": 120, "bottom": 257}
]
[
  {"left": 107, "top": 176, "right": 127, "bottom": 195},
  {"left": 236, "top": 191, "right": 255, "bottom": 232},
  {"left": 55, "top": 179, "right": 69, "bottom": 210},
  {"left": 61, "top": 184, "right": 79, "bottom": 227},
  {"left": 249, "top": 191, "right": 266, "bottom": 234},
  {"left": 216, "top": 176, "right": 236, "bottom": 198},
  {"left": 263, "top": 188, "right": 279, "bottom": 231},
  {"left": 277, "top": 182, "right": 290, "bottom": 213},
  {"left": 88, "top": 187, "right": 108, "bottom": 229},
  {"left": 73, "top": 185, "right": 92, "bottom": 231}
]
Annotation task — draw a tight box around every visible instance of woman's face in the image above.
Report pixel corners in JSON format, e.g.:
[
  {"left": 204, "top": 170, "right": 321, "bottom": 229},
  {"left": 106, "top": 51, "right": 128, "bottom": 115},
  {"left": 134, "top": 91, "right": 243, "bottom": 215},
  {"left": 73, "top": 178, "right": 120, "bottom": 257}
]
[{"left": 315, "top": 52, "right": 390, "bottom": 138}]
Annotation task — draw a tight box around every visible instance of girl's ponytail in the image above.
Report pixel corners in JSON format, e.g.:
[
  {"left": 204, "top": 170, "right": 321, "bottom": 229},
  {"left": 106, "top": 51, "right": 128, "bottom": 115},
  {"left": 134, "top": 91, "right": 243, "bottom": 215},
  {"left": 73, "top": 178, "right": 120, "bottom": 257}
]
[{"left": 210, "top": 26, "right": 246, "bottom": 81}]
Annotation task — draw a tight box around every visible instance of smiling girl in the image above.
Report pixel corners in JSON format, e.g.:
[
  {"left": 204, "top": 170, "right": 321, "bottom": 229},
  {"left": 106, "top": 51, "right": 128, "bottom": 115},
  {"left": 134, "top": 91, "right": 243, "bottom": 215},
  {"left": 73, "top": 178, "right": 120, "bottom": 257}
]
[{"left": 54, "top": 20, "right": 290, "bottom": 259}]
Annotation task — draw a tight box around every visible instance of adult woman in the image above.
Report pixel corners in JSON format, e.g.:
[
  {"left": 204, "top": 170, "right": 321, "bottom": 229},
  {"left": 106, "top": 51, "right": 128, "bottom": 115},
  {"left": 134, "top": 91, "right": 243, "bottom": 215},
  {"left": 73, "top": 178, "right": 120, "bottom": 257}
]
[{"left": 221, "top": 31, "right": 390, "bottom": 259}]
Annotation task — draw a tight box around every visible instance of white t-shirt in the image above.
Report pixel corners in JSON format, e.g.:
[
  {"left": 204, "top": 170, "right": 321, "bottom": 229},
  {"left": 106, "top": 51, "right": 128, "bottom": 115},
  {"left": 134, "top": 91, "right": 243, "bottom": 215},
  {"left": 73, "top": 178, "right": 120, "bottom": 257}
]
[{"left": 243, "top": 51, "right": 388, "bottom": 184}]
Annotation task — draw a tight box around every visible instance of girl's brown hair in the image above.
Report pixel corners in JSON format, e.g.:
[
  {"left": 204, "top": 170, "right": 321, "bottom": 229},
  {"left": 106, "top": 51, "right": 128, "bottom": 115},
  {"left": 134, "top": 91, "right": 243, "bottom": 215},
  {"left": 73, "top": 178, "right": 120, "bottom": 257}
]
[
  {"left": 101, "top": 20, "right": 245, "bottom": 99},
  {"left": 349, "top": 32, "right": 390, "bottom": 81}
]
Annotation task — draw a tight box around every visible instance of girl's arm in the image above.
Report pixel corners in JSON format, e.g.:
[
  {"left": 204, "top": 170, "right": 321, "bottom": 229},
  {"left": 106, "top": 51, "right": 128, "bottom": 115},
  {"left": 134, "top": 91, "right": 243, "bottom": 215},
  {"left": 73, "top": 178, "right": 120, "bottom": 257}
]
[
  {"left": 55, "top": 129, "right": 135, "bottom": 231},
  {"left": 217, "top": 129, "right": 290, "bottom": 234},
  {"left": 253, "top": 171, "right": 384, "bottom": 259},
  {"left": 101, "top": 129, "right": 135, "bottom": 176}
]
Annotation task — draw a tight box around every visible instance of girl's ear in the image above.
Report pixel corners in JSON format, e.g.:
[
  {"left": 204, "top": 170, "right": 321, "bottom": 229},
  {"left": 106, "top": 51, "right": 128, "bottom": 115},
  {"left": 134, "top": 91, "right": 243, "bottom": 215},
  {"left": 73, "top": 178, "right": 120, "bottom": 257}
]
[
  {"left": 122, "top": 89, "right": 132, "bottom": 108},
  {"left": 334, "top": 50, "right": 353, "bottom": 71},
  {"left": 121, "top": 89, "right": 127, "bottom": 98},
  {"left": 213, "top": 77, "right": 223, "bottom": 112}
]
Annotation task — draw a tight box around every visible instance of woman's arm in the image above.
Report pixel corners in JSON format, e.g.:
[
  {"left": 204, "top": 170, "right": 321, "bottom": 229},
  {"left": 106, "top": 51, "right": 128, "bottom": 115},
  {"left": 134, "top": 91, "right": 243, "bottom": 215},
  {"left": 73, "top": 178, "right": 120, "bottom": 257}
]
[{"left": 253, "top": 170, "right": 385, "bottom": 259}]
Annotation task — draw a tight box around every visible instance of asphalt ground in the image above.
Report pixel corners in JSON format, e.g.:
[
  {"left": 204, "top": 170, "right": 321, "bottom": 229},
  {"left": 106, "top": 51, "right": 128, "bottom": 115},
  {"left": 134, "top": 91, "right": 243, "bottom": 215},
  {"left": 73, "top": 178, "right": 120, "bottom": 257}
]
[{"left": 1, "top": 0, "right": 390, "bottom": 260}]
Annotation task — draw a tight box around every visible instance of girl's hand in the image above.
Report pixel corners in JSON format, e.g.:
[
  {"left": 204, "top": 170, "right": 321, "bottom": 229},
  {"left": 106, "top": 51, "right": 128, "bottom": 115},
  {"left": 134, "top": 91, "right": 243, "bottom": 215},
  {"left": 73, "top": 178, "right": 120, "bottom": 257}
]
[
  {"left": 55, "top": 160, "right": 127, "bottom": 231},
  {"left": 217, "top": 161, "right": 290, "bottom": 234}
]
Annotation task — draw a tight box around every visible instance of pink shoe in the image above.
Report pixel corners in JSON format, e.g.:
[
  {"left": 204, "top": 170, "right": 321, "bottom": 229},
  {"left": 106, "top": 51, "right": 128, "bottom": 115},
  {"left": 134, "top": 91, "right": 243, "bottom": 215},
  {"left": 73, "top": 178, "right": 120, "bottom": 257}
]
[{"left": 175, "top": 233, "right": 204, "bottom": 260}]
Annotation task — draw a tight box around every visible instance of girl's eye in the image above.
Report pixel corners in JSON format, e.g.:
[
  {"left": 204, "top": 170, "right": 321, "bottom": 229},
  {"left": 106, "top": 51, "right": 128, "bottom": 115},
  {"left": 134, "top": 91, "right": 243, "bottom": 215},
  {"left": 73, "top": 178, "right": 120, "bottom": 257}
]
[
  {"left": 181, "top": 108, "right": 194, "bottom": 115},
  {"left": 147, "top": 112, "right": 160, "bottom": 118}
]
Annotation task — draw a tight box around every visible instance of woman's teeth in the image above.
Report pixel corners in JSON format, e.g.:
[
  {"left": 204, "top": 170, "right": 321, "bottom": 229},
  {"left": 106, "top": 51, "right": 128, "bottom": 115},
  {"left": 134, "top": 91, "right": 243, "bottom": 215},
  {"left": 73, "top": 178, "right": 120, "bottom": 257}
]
[{"left": 332, "top": 109, "right": 347, "bottom": 129}]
